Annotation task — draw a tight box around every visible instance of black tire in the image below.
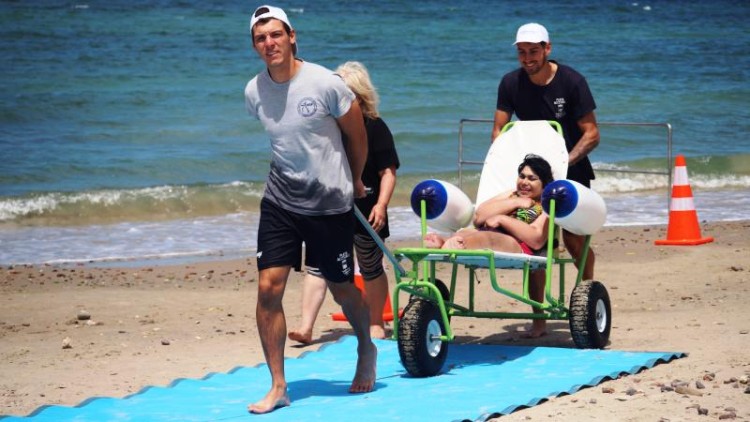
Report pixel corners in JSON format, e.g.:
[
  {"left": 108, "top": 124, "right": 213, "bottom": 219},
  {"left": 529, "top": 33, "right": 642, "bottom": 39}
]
[
  {"left": 397, "top": 299, "right": 449, "bottom": 377},
  {"left": 569, "top": 280, "right": 611, "bottom": 349},
  {"left": 409, "top": 278, "right": 450, "bottom": 303}
]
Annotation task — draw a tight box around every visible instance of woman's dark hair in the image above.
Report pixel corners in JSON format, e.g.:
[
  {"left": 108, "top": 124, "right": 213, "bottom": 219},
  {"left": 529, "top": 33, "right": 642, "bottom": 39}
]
[{"left": 518, "top": 154, "right": 554, "bottom": 187}]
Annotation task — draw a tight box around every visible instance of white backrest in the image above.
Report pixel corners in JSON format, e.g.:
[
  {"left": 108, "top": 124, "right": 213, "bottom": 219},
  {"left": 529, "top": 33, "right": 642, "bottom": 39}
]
[{"left": 475, "top": 121, "right": 568, "bottom": 207}]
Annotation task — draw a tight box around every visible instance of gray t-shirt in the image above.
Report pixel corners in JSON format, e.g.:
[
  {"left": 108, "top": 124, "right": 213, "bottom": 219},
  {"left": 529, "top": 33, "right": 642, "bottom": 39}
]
[{"left": 245, "top": 61, "right": 356, "bottom": 215}]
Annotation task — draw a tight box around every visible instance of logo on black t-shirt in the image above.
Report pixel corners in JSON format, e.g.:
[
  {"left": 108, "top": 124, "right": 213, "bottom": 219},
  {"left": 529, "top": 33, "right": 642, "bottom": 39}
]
[
  {"left": 553, "top": 97, "right": 566, "bottom": 119},
  {"left": 297, "top": 97, "right": 318, "bottom": 117}
]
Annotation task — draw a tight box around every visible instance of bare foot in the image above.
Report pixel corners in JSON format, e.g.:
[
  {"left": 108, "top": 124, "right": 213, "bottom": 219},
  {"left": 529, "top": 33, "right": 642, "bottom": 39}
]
[
  {"left": 349, "top": 342, "right": 377, "bottom": 393},
  {"left": 370, "top": 324, "right": 386, "bottom": 340},
  {"left": 288, "top": 329, "right": 312, "bottom": 345},
  {"left": 520, "top": 329, "right": 547, "bottom": 339},
  {"left": 423, "top": 233, "right": 445, "bottom": 248},
  {"left": 248, "top": 387, "right": 290, "bottom": 414},
  {"left": 442, "top": 236, "right": 465, "bottom": 250},
  {"left": 520, "top": 320, "right": 547, "bottom": 339}
]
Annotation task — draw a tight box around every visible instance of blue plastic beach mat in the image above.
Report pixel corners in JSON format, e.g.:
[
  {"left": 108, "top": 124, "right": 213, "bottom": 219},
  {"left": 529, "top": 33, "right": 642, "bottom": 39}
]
[{"left": 2, "top": 336, "right": 684, "bottom": 422}]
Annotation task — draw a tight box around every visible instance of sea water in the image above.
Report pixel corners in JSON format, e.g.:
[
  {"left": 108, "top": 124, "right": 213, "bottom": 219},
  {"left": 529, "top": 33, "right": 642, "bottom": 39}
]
[{"left": 1, "top": 0, "right": 749, "bottom": 265}]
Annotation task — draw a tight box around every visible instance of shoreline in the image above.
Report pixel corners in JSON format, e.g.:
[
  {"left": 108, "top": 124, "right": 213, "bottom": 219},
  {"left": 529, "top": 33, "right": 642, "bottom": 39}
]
[
  {"left": 0, "top": 217, "right": 732, "bottom": 270},
  {"left": 4, "top": 182, "right": 748, "bottom": 265},
  {"left": 1, "top": 221, "right": 748, "bottom": 420}
]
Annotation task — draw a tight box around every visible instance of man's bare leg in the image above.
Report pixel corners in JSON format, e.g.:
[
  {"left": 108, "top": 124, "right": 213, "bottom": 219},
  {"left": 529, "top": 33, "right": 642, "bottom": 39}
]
[
  {"left": 248, "top": 266, "right": 292, "bottom": 414},
  {"left": 351, "top": 336, "right": 378, "bottom": 393},
  {"left": 523, "top": 269, "right": 547, "bottom": 338},
  {"left": 289, "top": 273, "right": 327, "bottom": 345},
  {"left": 327, "top": 280, "right": 377, "bottom": 393},
  {"left": 563, "top": 230, "right": 595, "bottom": 280},
  {"left": 363, "top": 273, "right": 389, "bottom": 339}
]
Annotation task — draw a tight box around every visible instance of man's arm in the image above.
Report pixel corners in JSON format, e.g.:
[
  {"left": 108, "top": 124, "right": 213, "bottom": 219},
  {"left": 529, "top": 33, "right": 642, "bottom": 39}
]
[
  {"left": 337, "top": 100, "right": 368, "bottom": 198},
  {"left": 491, "top": 109, "right": 512, "bottom": 141},
  {"left": 569, "top": 111, "right": 600, "bottom": 166}
]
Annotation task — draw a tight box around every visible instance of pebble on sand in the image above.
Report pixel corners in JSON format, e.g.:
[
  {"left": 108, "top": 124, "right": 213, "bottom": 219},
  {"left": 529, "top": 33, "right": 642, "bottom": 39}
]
[{"left": 77, "top": 310, "right": 91, "bottom": 321}]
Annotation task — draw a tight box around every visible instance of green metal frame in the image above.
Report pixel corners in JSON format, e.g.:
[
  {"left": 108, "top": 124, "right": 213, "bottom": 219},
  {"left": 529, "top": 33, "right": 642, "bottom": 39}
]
[
  {"left": 391, "top": 120, "right": 592, "bottom": 343},
  {"left": 503, "top": 120, "right": 562, "bottom": 134}
]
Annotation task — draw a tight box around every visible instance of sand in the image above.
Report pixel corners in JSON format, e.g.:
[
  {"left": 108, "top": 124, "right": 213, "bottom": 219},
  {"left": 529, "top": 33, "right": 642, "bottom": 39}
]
[{"left": 1, "top": 221, "right": 748, "bottom": 421}]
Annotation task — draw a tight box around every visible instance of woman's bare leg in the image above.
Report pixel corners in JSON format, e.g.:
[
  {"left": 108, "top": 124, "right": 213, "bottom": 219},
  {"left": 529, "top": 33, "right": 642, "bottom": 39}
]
[
  {"left": 288, "top": 273, "right": 327, "bottom": 345},
  {"left": 460, "top": 231, "right": 523, "bottom": 252},
  {"left": 423, "top": 233, "right": 446, "bottom": 248}
]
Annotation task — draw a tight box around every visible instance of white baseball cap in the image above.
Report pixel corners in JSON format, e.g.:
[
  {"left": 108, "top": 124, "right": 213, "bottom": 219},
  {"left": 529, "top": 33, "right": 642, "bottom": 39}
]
[
  {"left": 513, "top": 23, "right": 549, "bottom": 45},
  {"left": 250, "top": 5, "right": 292, "bottom": 31},
  {"left": 250, "top": 5, "right": 297, "bottom": 54}
]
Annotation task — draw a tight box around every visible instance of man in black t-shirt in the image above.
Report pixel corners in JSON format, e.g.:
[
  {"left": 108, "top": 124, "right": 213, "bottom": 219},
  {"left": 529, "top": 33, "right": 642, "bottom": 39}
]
[{"left": 492, "top": 23, "right": 601, "bottom": 338}]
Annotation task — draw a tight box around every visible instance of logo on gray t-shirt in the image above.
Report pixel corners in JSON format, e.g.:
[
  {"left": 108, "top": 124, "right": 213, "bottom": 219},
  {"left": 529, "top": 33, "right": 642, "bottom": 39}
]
[{"left": 297, "top": 97, "right": 317, "bottom": 117}]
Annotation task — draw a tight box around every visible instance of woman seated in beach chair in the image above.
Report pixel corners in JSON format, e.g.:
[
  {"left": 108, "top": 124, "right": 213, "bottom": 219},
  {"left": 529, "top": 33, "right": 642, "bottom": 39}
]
[
  {"left": 424, "top": 154, "right": 554, "bottom": 338},
  {"left": 424, "top": 154, "right": 553, "bottom": 256}
]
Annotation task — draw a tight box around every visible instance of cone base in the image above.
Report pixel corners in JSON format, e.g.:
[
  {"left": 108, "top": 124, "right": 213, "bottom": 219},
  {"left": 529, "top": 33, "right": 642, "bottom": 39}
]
[
  {"left": 331, "top": 309, "right": 403, "bottom": 322},
  {"left": 655, "top": 236, "right": 714, "bottom": 246},
  {"left": 331, "top": 274, "right": 401, "bottom": 322}
]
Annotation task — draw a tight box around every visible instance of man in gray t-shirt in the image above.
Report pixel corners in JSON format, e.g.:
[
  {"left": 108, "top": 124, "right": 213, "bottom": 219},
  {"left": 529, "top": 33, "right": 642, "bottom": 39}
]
[
  {"left": 245, "top": 60, "right": 357, "bottom": 215},
  {"left": 244, "top": 5, "right": 377, "bottom": 415}
]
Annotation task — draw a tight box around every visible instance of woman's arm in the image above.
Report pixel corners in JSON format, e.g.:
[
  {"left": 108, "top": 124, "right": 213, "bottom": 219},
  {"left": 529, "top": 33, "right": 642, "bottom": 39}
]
[
  {"left": 368, "top": 166, "right": 397, "bottom": 231},
  {"left": 473, "top": 191, "right": 533, "bottom": 227}
]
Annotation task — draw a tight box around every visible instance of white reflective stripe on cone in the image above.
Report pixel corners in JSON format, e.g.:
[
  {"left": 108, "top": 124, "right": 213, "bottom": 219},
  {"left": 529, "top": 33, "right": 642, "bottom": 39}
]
[
  {"left": 673, "top": 167, "right": 689, "bottom": 185},
  {"left": 670, "top": 197, "right": 695, "bottom": 211}
]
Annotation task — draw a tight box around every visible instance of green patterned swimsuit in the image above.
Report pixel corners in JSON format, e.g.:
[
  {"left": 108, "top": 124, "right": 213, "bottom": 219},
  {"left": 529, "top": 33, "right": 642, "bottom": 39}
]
[{"left": 514, "top": 202, "right": 543, "bottom": 224}]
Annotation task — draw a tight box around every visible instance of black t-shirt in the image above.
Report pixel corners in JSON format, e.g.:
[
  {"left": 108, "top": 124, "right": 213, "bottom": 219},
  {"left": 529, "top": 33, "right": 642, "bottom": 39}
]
[
  {"left": 353, "top": 116, "right": 400, "bottom": 238},
  {"left": 496, "top": 61, "right": 597, "bottom": 182}
]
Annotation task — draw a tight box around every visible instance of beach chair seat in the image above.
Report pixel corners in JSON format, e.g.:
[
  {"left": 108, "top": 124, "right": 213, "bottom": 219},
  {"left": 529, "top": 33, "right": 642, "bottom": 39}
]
[{"left": 422, "top": 250, "right": 548, "bottom": 270}]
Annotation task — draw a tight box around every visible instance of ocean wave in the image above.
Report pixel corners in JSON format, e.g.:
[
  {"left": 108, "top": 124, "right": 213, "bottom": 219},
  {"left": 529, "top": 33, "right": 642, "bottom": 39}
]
[
  {"left": 4, "top": 186, "right": 747, "bottom": 266},
  {"left": 592, "top": 167, "right": 750, "bottom": 193},
  {"left": 392, "top": 158, "right": 750, "bottom": 202},
  {"left": 3, "top": 163, "right": 746, "bottom": 228},
  {"left": 0, "top": 182, "right": 265, "bottom": 224}
]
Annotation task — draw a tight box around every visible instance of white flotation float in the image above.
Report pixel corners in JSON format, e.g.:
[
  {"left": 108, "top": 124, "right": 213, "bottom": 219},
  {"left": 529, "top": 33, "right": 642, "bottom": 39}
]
[
  {"left": 542, "top": 179, "right": 607, "bottom": 235},
  {"left": 410, "top": 179, "right": 474, "bottom": 233}
]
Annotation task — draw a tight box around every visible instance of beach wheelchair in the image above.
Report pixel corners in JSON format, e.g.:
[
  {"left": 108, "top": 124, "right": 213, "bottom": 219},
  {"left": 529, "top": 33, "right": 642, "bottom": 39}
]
[{"left": 390, "top": 121, "right": 612, "bottom": 377}]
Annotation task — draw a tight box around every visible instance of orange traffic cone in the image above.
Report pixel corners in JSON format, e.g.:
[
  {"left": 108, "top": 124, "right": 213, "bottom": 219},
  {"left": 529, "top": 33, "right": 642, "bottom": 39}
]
[
  {"left": 331, "top": 271, "right": 401, "bottom": 322},
  {"left": 655, "top": 155, "right": 714, "bottom": 246}
]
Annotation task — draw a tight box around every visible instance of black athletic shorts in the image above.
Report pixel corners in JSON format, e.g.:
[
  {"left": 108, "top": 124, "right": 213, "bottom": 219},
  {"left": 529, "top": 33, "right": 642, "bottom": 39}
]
[{"left": 256, "top": 198, "right": 355, "bottom": 283}]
